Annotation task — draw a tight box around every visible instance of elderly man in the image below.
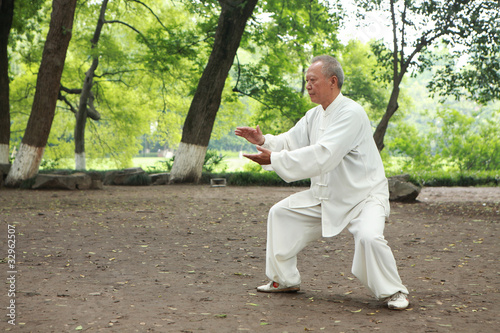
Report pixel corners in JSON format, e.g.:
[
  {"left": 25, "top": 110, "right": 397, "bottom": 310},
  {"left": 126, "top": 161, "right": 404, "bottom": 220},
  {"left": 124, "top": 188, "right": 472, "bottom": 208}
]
[{"left": 235, "top": 55, "right": 409, "bottom": 310}]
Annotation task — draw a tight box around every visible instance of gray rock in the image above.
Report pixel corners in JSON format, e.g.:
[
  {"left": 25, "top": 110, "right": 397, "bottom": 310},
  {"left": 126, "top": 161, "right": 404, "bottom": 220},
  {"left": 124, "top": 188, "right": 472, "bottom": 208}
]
[
  {"left": 150, "top": 173, "right": 169, "bottom": 185},
  {"left": 91, "top": 179, "right": 104, "bottom": 190},
  {"left": 0, "top": 163, "right": 10, "bottom": 188},
  {"left": 32, "top": 172, "right": 93, "bottom": 190},
  {"left": 104, "top": 168, "right": 146, "bottom": 185},
  {"left": 388, "top": 174, "right": 421, "bottom": 202},
  {"left": 0, "top": 163, "right": 10, "bottom": 175}
]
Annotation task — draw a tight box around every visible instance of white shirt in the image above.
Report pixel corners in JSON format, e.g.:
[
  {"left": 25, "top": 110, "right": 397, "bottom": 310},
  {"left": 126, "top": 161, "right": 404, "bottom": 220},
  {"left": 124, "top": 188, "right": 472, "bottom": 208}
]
[{"left": 262, "top": 93, "right": 390, "bottom": 237}]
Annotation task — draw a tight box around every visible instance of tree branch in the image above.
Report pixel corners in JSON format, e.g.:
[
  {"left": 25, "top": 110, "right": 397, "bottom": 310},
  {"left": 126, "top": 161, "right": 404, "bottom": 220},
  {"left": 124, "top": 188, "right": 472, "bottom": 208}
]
[
  {"left": 58, "top": 87, "right": 101, "bottom": 120},
  {"left": 87, "top": 92, "right": 101, "bottom": 120},
  {"left": 128, "top": 0, "right": 168, "bottom": 30},
  {"left": 93, "top": 69, "right": 145, "bottom": 78},
  {"left": 233, "top": 53, "right": 242, "bottom": 92},
  {"left": 231, "top": 53, "right": 273, "bottom": 109},
  {"left": 399, "top": 0, "right": 406, "bottom": 78},
  {"left": 60, "top": 85, "right": 82, "bottom": 94},
  {"left": 97, "top": 78, "right": 131, "bottom": 87},
  {"left": 104, "top": 19, "right": 150, "bottom": 46},
  {"left": 58, "top": 92, "right": 78, "bottom": 114},
  {"left": 390, "top": 0, "right": 399, "bottom": 80},
  {"left": 232, "top": 87, "right": 273, "bottom": 110}
]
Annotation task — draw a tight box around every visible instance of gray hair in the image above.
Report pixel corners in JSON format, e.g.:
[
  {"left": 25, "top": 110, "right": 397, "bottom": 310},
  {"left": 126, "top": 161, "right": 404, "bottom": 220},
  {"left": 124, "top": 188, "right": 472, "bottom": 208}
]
[{"left": 311, "top": 55, "right": 344, "bottom": 89}]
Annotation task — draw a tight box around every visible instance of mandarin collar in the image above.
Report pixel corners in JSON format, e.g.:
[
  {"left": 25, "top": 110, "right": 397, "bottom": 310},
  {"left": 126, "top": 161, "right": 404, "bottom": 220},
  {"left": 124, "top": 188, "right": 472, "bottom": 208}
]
[{"left": 322, "top": 93, "right": 344, "bottom": 115}]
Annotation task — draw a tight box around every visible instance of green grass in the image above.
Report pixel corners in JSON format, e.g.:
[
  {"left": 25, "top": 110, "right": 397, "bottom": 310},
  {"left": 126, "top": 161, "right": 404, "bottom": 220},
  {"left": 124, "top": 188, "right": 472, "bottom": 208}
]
[
  {"left": 38, "top": 155, "right": 253, "bottom": 173},
  {"left": 130, "top": 155, "right": 253, "bottom": 173},
  {"left": 132, "top": 157, "right": 169, "bottom": 170},
  {"left": 218, "top": 156, "right": 252, "bottom": 172}
]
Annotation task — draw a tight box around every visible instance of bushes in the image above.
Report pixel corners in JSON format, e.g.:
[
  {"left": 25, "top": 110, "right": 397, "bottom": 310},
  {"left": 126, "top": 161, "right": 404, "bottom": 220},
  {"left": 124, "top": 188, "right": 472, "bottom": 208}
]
[
  {"left": 207, "top": 170, "right": 499, "bottom": 187},
  {"left": 123, "top": 173, "right": 152, "bottom": 186},
  {"left": 385, "top": 108, "right": 500, "bottom": 173},
  {"left": 404, "top": 170, "right": 499, "bottom": 187},
  {"left": 201, "top": 172, "right": 310, "bottom": 187}
]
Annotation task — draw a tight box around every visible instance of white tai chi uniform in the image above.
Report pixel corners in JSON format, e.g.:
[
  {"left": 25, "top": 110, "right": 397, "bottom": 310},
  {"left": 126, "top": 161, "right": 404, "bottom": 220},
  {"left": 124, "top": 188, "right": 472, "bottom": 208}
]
[{"left": 260, "top": 93, "right": 408, "bottom": 299}]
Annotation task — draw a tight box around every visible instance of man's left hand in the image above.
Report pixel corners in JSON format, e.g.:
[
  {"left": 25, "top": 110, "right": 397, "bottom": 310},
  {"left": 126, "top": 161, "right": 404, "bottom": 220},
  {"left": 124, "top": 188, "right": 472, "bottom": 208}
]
[{"left": 243, "top": 146, "right": 272, "bottom": 165}]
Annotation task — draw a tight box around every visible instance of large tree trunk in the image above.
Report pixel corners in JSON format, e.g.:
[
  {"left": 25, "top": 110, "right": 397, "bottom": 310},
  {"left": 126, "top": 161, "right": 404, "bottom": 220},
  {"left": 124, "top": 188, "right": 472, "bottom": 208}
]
[
  {"left": 5, "top": 0, "right": 77, "bottom": 187},
  {"left": 0, "top": 0, "right": 15, "bottom": 164},
  {"left": 74, "top": 0, "right": 108, "bottom": 170},
  {"left": 169, "top": 0, "right": 258, "bottom": 183}
]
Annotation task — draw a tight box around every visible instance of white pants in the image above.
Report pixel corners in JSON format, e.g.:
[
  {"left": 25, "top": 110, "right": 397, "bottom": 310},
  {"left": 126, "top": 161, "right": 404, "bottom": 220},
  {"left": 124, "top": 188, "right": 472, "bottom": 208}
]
[{"left": 265, "top": 196, "right": 409, "bottom": 299}]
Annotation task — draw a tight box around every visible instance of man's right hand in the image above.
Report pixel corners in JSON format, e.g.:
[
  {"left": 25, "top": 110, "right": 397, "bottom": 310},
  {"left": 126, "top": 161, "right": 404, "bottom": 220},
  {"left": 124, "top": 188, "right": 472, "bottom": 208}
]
[{"left": 235, "top": 125, "right": 265, "bottom": 146}]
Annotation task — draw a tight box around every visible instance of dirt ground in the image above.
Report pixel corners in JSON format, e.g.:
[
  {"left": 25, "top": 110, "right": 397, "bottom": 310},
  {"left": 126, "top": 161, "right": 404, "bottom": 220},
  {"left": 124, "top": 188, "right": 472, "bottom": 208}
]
[{"left": 1, "top": 184, "right": 499, "bottom": 333}]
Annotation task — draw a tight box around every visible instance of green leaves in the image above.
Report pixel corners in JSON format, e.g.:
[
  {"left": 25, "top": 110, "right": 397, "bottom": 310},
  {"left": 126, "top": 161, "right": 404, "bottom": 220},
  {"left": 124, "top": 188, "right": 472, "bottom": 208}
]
[
  {"left": 233, "top": 0, "right": 342, "bottom": 133},
  {"left": 385, "top": 106, "right": 500, "bottom": 172},
  {"left": 430, "top": 42, "right": 500, "bottom": 104}
]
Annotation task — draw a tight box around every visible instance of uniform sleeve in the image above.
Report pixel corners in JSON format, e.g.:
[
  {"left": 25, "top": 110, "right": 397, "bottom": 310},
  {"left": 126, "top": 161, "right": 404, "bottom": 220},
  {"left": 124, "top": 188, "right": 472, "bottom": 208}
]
[
  {"left": 261, "top": 110, "right": 313, "bottom": 152},
  {"left": 270, "top": 108, "right": 365, "bottom": 183}
]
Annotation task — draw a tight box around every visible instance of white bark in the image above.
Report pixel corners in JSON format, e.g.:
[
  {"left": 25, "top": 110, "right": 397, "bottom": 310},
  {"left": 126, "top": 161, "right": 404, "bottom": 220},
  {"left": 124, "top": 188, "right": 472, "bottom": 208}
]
[
  {"left": 0, "top": 143, "right": 9, "bottom": 164},
  {"left": 75, "top": 152, "right": 86, "bottom": 170},
  {"left": 169, "top": 142, "right": 207, "bottom": 183},
  {"left": 5, "top": 143, "right": 44, "bottom": 187}
]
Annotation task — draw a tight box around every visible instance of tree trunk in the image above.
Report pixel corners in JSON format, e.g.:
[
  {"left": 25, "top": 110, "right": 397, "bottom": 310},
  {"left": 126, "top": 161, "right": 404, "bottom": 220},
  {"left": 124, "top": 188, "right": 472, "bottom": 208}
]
[
  {"left": 373, "top": 85, "right": 400, "bottom": 151},
  {"left": 74, "top": 0, "right": 108, "bottom": 170},
  {"left": 169, "top": 0, "right": 258, "bottom": 183},
  {"left": 5, "top": 0, "right": 77, "bottom": 187},
  {"left": 0, "top": 0, "right": 14, "bottom": 164}
]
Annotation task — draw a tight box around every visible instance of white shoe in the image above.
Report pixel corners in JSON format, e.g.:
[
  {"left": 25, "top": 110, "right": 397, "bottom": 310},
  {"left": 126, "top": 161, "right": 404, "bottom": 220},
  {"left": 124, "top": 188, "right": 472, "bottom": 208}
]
[
  {"left": 386, "top": 292, "right": 409, "bottom": 310},
  {"left": 256, "top": 281, "right": 300, "bottom": 293}
]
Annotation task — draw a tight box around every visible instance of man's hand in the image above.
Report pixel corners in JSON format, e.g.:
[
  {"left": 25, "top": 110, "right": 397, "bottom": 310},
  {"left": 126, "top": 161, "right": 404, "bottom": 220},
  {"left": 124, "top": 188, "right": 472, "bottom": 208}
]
[
  {"left": 243, "top": 146, "right": 272, "bottom": 165},
  {"left": 235, "top": 125, "right": 265, "bottom": 145}
]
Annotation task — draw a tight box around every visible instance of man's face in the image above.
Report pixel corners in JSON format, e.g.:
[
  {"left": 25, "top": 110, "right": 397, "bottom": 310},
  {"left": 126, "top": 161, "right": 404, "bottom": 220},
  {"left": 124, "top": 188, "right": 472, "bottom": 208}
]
[{"left": 306, "top": 61, "right": 335, "bottom": 108}]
